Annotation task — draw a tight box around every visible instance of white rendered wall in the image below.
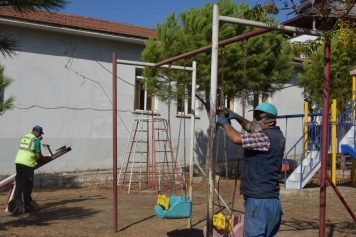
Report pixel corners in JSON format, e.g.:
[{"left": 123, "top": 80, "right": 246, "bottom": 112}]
[
  {"left": 0, "top": 24, "right": 307, "bottom": 176},
  {"left": 0, "top": 25, "right": 209, "bottom": 175}
]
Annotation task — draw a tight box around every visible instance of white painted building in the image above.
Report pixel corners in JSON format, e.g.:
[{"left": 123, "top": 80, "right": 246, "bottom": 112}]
[{"left": 0, "top": 7, "right": 306, "bottom": 176}]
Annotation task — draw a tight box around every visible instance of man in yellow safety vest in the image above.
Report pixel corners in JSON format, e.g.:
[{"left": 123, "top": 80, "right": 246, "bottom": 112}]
[{"left": 12, "top": 125, "right": 52, "bottom": 213}]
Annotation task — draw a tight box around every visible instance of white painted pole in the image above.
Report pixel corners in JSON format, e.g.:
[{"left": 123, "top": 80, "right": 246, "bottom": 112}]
[
  {"left": 116, "top": 59, "right": 193, "bottom": 71},
  {"left": 207, "top": 4, "right": 220, "bottom": 237},
  {"left": 188, "top": 61, "right": 197, "bottom": 228},
  {"left": 219, "top": 16, "right": 323, "bottom": 36}
]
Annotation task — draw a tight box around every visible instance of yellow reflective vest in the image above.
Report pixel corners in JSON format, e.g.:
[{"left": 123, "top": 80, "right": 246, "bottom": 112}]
[{"left": 15, "top": 133, "right": 39, "bottom": 167}]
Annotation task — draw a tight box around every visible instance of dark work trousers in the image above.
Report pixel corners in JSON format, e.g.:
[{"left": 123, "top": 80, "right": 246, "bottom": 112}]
[{"left": 13, "top": 164, "right": 34, "bottom": 207}]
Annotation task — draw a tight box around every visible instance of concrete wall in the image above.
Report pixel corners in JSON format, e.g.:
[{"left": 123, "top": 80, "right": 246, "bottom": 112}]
[
  {"left": 0, "top": 23, "right": 307, "bottom": 176},
  {"left": 0, "top": 24, "right": 212, "bottom": 176}
]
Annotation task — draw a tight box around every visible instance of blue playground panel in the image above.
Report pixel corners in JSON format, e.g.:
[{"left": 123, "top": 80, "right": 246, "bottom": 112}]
[
  {"left": 154, "top": 195, "right": 192, "bottom": 219},
  {"left": 341, "top": 144, "right": 356, "bottom": 159}
]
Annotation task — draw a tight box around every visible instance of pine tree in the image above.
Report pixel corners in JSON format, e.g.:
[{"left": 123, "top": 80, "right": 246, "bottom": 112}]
[
  {"left": 142, "top": 0, "right": 294, "bottom": 118},
  {"left": 142, "top": 0, "right": 294, "bottom": 167},
  {"left": 297, "top": 33, "right": 356, "bottom": 112}
]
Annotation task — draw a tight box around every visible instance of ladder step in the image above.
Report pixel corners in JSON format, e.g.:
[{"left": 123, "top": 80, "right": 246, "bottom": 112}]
[
  {"left": 129, "top": 140, "right": 148, "bottom": 143},
  {"left": 120, "top": 171, "right": 148, "bottom": 173},
  {"left": 154, "top": 128, "right": 167, "bottom": 131},
  {"left": 133, "top": 129, "right": 148, "bottom": 132},
  {"left": 154, "top": 140, "right": 169, "bottom": 142},
  {"left": 125, "top": 151, "right": 148, "bottom": 153},
  {"left": 121, "top": 162, "right": 148, "bottom": 164},
  {"left": 155, "top": 150, "right": 172, "bottom": 152}
]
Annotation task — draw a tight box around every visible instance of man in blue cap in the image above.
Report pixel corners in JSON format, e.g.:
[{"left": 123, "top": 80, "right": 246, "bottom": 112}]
[
  {"left": 12, "top": 125, "right": 52, "bottom": 214},
  {"left": 218, "top": 102, "right": 285, "bottom": 237}
]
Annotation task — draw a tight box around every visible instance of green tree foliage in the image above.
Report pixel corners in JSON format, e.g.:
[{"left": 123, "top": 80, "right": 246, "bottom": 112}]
[
  {"left": 0, "top": 0, "right": 68, "bottom": 113},
  {"left": 142, "top": 0, "right": 294, "bottom": 117},
  {"left": 0, "top": 65, "right": 14, "bottom": 112},
  {"left": 297, "top": 33, "right": 356, "bottom": 112}
]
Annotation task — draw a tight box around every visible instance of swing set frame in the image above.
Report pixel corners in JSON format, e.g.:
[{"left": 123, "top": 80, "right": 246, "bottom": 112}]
[
  {"left": 111, "top": 3, "right": 348, "bottom": 237},
  {"left": 112, "top": 58, "right": 197, "bottom": 231}
]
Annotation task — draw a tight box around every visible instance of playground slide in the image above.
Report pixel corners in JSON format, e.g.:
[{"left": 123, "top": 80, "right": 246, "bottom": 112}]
[{"left": 341, "top": 144, "right": 356, "bottom": 160}]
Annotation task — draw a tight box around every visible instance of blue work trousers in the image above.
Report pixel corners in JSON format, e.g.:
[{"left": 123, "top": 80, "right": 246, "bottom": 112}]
[{"left": 243, "top": 197, "right": 283, "bottom": 237}]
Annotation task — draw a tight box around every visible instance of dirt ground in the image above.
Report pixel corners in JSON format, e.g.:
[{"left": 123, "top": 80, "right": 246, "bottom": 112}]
[{"left": 1, "top": 179, "right": 356, "bottom": 237}]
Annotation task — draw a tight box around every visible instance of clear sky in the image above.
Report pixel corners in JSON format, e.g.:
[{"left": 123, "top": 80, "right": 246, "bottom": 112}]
[{"left": 59, "top": 0, "right": 292, "bottom": 28}]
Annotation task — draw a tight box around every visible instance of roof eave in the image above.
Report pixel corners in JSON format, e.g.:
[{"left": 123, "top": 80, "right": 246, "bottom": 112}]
[{"left": 0, "top": 17, "right": 147, "bottom": 45}]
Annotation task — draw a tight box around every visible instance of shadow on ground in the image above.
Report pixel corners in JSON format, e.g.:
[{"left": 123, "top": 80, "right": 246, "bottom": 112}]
[
  {"left": 0, "top": 196, "right": 102, "bottom": 232},
  {"left": 167, "top": 228, "right": 204, "bottom": 237}
]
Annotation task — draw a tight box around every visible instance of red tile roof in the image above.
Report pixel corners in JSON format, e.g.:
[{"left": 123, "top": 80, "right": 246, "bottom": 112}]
[{"left": 0, "top": 7, "right": 157, "bottom": 39}]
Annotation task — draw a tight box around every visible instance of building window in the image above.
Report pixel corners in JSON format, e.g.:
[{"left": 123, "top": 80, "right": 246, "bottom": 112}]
[
  {"left": 177, "top": 87, "right": 199, "bottom": 118},
  {"left": 226, "top": 97, "right": 234, "bottom": 110},
  {"left": 177, "top": 89, "right": 192, "bottom": 115},
  {"left": 262, "top": 93, "right": 269, "bottom": 102},
  {"left": 134, "top": 69, "right": 157, "bottom": 114},
  {"left": 253, "top": 93, "right": 269, "bottom": 107}
]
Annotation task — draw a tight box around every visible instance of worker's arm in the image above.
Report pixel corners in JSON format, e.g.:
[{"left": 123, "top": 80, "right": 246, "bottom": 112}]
[
  {"left": 34, "top": 139, "right": 52, "bottom": 163},
  {"left": 217, "top": 115, "right": 242, "bottom": 145},
  {"left": 224, "top": 124, "right": 242, "bottom": 145},
  {"left": 225, "top": 109, "right": 253, "bottom": 132}
]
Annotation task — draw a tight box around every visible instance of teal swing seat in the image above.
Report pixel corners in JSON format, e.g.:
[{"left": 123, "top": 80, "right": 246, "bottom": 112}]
[{"left": 154, "top": 195, "right": 192, "bottom": 219}]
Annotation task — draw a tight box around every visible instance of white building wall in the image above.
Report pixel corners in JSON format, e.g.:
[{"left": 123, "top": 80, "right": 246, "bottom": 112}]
[
  {"left": 0, "top": 24, "right": 209, "bottom": 175},
  {"left": 0, "top": 23, "right": 307, "bottom": 176}
]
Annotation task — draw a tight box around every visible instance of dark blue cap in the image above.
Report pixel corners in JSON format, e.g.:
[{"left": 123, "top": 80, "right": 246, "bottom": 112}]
[{"left": 33, "top": 125, "right": 44, "bottom": 134}]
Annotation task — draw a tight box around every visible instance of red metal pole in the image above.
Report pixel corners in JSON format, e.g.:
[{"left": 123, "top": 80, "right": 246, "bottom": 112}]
[
  {"left": 154, "top": 28, "right": 271, "bottom": 67},
  {"left": 112, "top": 52, "right": 118, "bottom": 233},
  {"left": 319, "top": 34, "right": 331, "bottom": 237},
  {"left": 326, "top": 175, "right": 356, "bottom": 223}
]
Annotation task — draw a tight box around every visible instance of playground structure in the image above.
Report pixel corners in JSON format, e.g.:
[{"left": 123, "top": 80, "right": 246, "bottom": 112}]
[
  {"left": 282, "top": 98, "right": 356, "bottom": 189},
  {"left": 150, "top": 4, "right": 355, "bottom": 237},
  {"left": 1, "top": 2, "right": 355, "bottom": 237}
]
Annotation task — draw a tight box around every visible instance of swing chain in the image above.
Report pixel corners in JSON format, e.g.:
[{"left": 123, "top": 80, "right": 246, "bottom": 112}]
[
  {"left": 167, "top": 63, "right": 176, "bottom": 195},
  {"left": 220, "top": 46, "right": 225, "bottom": 107},
  {"left": 223, "top": 130, "right": 230, "bottom": 213},
  {"left": 241, "top": 38, "right": 248, "bottom": 120}
]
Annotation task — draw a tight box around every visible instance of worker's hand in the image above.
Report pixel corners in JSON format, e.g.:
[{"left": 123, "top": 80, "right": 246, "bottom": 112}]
[
  {"left": 45, "top": 156, "right": 53, "bottom": 162},
  {"left": 225, "top": 109, "right": 237, "bottom": 120},
  {"left": 217, "top": 115, "right": 230, "bottom": 128}
]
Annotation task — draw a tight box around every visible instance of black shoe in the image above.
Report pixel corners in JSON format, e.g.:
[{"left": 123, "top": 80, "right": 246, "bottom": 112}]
[
  {"left": 8, "top": 199, "right": 25, "bottom": 215},
  {"left": 25, "top": 204, "right": 38, "bottom": 213}
]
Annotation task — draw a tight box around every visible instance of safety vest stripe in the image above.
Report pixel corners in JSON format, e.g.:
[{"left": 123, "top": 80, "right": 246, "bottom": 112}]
[
  {"left": 18, "top": 137, "right": 36, "bottom": 153},
  {"left": 18, "top": 147, "right": 35, "bottom": 152}
]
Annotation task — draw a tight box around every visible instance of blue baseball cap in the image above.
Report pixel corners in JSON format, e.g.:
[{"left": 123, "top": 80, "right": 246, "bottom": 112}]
[
  {"left": 249, "top": 102, "right": 278, "bottom": 116},
  {"left": 33, "top": 125, "right": 44, "bottom": 134}
]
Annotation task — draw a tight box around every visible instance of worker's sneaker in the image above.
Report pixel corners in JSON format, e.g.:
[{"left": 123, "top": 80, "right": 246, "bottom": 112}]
[
  {"left": 8, "top": 199, "right": 25, "bottom": 215},
  {"left": 25, "top": 202, "right": 40, "bottom": 213}
]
